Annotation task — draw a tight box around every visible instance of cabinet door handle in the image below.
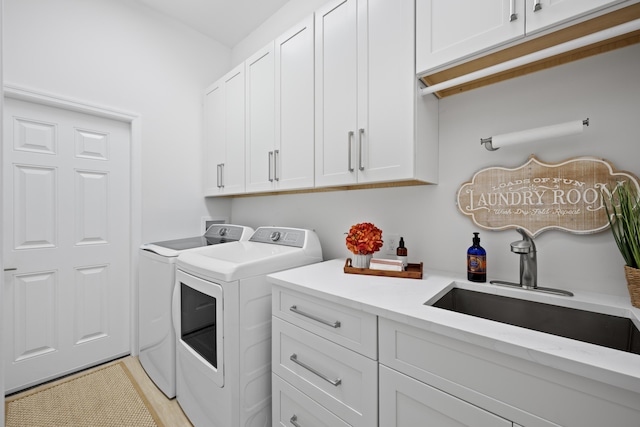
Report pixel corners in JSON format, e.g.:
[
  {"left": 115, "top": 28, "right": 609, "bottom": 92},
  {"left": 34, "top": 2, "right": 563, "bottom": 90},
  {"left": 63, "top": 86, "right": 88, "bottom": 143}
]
[
  {"left": 289, "top": 415, "right": 301, "bottom": 427},
  {"left": 274, "top": 150, "right": 280, "bottom": 181},
  {"left": 216, "top": 164, "right": 222, "bottom": 188},
  {"left": 219, "top": 163, "right": 225, "bottom": 188},
  {"left": 358, "top": 128, "right": 365, "bottom": 171},
  {"left": 347, "top": 131, "right": 355, "bottom": 172},
  {"left": 289, "top": 305, "right": 341, "bottom": 328},
  {"left": 4, "top": 268, "right": 17, "bottom": 272},
  {"left": 533, "top": 0, "right": 542, "bottom": 12},
  {"left": 268, "top": 151, "right": 274, "bottom": 182},
  {"left": 289, "top": 354, "right": 342, "bottom": 386},
  {"left": 509, "top": 0, "right": 518, "bottom": 21}
]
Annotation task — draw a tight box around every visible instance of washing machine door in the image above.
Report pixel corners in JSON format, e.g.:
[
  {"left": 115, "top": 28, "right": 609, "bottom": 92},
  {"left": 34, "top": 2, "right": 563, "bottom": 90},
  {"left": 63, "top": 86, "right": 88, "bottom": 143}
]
[{"left": 173, "top": 269, "right": 224, "bottom": 387}]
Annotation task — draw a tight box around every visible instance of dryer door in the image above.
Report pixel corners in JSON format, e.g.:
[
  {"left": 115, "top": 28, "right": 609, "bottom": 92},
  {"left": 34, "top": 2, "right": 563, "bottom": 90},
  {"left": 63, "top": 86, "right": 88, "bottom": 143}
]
[{"left": 174, "top": 269, "right": 224, "bottom": 387}]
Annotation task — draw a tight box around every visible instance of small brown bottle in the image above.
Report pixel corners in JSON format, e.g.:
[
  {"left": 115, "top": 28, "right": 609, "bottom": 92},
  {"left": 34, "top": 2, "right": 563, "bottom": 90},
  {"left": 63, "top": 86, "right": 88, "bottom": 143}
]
[{"left": 396, "top": 237, "right": 408, "bottom": 270}]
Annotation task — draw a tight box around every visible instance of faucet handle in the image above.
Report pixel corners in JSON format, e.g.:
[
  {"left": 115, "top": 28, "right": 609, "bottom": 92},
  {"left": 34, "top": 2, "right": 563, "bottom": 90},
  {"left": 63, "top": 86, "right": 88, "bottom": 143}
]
[
  {"left": 512, "top": 227, "right": 536, "bottom": 254},
  {"left": 510, "top": 240, "right": 531, "bottom": 254}
]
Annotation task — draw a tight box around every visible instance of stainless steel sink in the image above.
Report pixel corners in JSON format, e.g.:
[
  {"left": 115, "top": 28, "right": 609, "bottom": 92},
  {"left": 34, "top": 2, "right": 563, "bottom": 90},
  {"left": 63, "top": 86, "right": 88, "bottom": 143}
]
[{"left": 428, "top": 287, "right": 640, "bottom": 355}]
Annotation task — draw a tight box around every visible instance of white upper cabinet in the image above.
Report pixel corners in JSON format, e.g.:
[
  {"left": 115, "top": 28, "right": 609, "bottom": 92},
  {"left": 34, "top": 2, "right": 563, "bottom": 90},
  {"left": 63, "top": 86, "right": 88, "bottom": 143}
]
[
  {"left": 245, "top": 43, "right": 276, "bottom": 193},
  {"left": 524, "top": 0, "right": 628, "bottom": 34},
  {"left": 417, "top": 0, "right": 632, "bottom": 75},
  {"left": 274, "top": 16, "right": 315, "bottom": 191},
  {"left": 204, "top": 63, "right": 245, "bottom": 196},
  {"left": 416, "top": 0, "right": 525, "bottom": 76},
  {"left": 314, "top": 0, "right": 358, "bottom": 186},
  {"left": 316, "top": 0, "right": 436, "bottom": 187},
  {"left": 244, "top": 18, "right": 315, "bottom": 194}
]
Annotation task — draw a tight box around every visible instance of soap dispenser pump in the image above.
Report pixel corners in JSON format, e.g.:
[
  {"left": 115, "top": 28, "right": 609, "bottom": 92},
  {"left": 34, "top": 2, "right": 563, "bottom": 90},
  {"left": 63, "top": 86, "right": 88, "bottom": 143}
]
[{"left": 467, "top": 232, "right": 486, "bottom": 282}]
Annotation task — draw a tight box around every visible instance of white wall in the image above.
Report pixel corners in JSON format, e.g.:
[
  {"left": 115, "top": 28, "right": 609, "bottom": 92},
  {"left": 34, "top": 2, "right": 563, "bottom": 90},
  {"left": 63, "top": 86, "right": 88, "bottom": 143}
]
[
  {"left": 231, "top": 0, "right": 327, "bottom": 67},
  {"left": 3, "top": 0, "right": 232, "bottom": 242},
  {"left": 230, "top": 3, "right": 640, "bottom": 298}
]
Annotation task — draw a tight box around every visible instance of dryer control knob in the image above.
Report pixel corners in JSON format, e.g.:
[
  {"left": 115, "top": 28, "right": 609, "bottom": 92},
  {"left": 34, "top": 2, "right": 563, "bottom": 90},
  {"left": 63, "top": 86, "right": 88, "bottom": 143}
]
[
  {"left": 218, "top": 227, "right": 228, "bottom": 236},
  {"left": 270, "top": 231, "right": 281, "bottom": 242}
]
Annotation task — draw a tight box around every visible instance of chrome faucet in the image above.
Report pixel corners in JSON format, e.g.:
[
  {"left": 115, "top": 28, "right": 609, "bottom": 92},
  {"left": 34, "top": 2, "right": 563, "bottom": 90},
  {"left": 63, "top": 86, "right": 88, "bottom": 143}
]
[
  {"left": 490, "top": 228, "right": 573, "bottom": 297},
  {"left": 510, "top": 228, "right": 537, "bottom": 289}
]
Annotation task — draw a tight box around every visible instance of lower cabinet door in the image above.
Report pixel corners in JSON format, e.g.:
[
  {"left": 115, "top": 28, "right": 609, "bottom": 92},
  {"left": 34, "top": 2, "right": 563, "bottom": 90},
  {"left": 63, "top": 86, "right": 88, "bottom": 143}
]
[
  {"left": 272, "top": 374, "right": 350, "bottom": 427},
  {"left": 379, "top": 365, "right": 513, "bottom": 427}
]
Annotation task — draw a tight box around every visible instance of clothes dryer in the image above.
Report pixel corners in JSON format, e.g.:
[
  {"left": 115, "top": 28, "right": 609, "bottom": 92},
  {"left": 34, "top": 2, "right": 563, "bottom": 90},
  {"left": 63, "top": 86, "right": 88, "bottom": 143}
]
[{"left": 173, "top": 227, "right": 323, "bottom": 427}]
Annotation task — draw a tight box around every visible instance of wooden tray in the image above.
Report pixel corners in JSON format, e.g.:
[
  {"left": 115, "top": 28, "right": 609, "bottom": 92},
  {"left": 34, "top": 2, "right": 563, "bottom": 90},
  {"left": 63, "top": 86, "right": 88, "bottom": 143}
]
[{"left": 344, "top": 258, "right": 423, "bottom": 279}]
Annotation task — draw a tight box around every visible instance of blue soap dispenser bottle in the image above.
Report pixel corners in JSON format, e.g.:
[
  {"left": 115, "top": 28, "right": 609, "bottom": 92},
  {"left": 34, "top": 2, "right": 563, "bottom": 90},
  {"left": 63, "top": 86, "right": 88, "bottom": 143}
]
[{"left": 467, "top": 232, "right": 486, "bottom": 282}]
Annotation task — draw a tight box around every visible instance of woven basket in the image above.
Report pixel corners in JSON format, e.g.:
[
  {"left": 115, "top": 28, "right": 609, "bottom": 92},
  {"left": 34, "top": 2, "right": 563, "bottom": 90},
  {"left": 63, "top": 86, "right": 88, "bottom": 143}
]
[{"left": 624, "top": 265, "right": 640, "bottom": 309}]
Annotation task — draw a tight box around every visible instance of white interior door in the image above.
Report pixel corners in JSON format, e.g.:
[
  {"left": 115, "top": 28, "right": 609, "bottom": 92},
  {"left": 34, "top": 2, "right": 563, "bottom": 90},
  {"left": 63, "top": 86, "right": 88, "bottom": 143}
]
[{"left": 3, "top": 98, "right": 131, "bottom": 393}]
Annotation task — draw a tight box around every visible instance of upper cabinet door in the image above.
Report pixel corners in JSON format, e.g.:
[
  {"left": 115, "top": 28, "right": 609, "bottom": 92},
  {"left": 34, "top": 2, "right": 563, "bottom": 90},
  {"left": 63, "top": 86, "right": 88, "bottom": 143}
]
[
  {"left": 221, "top": 65, "right": 246, "bottom": 195},
  {"left": 245, "top": 42, "right": 276, "bottom": 194},
  {"left": 524, "top": 0, "right": 628, "bottom": 34},
  {"left": 316, "top": 0, "right": 430, "bottom": 187},
  {"left": 358, "top": 0, "right": 415, "bottom": 183},
  {"left": 275, "top": 16, "right": 315, "bottom": 191},
  {"left": 203, "top": 81, "right": 225, "bottom": 195},
  {"left": 315, "top": 0, "right": 359, "bottom": 187},
  {"left": 203, "top": 63, "right": 245, "bottom": 196},
  {"left": 416, "top": 0, "right": 525, "bottom": 75}
]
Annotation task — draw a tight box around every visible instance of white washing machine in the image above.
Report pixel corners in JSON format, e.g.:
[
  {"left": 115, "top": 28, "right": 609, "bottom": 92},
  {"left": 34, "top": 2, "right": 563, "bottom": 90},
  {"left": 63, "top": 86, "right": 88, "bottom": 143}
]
[
  {"left": 138, "top": 224, "right": 254, "bottom": 398},
  {"left": 173, "top": 226, "right": 323, "bottom": 427}
]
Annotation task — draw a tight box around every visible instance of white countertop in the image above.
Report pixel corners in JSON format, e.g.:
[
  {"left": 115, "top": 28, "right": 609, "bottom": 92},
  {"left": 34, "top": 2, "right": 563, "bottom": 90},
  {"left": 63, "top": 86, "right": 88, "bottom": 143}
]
[{"left": 267, "top": 258, "right": 640, "bottom": 395}]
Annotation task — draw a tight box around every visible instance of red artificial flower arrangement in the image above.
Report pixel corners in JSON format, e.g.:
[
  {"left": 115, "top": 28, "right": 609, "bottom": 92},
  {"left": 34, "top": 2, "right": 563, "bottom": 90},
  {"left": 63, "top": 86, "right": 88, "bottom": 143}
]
[{"left": 346, "top": 222, "right": 383, "bottom": 255}]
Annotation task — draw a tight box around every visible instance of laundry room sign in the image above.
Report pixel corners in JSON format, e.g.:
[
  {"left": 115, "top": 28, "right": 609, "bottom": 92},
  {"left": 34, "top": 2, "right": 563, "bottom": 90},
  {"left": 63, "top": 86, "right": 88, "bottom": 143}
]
[{"left": 457, "top": 156, "right": 640, "bottom": 236}]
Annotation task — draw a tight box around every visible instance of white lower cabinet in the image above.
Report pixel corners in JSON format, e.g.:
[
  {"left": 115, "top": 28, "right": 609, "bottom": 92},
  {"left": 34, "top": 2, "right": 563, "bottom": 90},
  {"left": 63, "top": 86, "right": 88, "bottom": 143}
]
[
  {"left": 271, "top": 286, "right": 378, "bottom": 427},
  {"left": 379, "top": 318, "right": 640, "bottom": 427},
  {"left": 379, "top": 365, "right": 512, "bottom": 427},
  {"left": 271, "top": 267, "right": 640, "bottom": 426}
]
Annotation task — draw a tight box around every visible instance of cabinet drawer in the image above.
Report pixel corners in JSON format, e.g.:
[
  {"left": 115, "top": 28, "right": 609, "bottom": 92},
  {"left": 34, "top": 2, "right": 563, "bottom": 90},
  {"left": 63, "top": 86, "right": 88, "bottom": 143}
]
[
  {"left": 272, "top": 373, "right": 350, "bottom": 427},
  {"left": 380, "top": 365, "right": 512, "bottom": 427},
  {"left": 272, "top": 316, "right": 378, "bottom": 427},
  {"left": 272, "top": 285, "right": 377, "bottom": 358}
]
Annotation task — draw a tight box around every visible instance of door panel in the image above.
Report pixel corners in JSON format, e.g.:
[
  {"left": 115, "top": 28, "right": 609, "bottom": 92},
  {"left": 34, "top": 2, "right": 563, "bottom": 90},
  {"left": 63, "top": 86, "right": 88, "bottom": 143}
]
[
  {"left": 315, "top": 0, "right": 358, "bottom": 186},
  {"left": 245, "top": 43, "right": 276, "bottom": 193},
  {"left": 12, "top": 271, "right": 58, "bottom": 362},
  {"left": 74, "top": 264, "right": 109, "bottom": 344},
  {"left": 276, "top": 16, "right": 315, "bottom": 190},
  {"left": 359, "top": 0, "right": 415, "bottom": 182},
  {"left": 13, "top": 165, "right": 57, "bottom": 249},
  {"left": 3, "top": 98, "right": 131, "bottom": 393},
  {"left": 74, "top": 170, "right": 109, "bottom": 245}
]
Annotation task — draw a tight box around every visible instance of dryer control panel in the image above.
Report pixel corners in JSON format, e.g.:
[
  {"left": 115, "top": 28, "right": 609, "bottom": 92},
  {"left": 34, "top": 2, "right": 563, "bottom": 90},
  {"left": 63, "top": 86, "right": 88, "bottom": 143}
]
[{"left": 249, "top": 227, "right": 307, "bottom": 248}]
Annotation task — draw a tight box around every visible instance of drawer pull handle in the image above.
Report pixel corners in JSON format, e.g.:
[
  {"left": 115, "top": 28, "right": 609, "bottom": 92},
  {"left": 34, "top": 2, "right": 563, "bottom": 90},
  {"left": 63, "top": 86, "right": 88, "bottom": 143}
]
[
  {"left": 290, "top": 354, "right": 342, "bottom": 386},
  {"left": 290, "top": 415, "right": 301, "bottom": 427},
  {"left": 289, "top": 305, "right": 341, "bottom": 328}
]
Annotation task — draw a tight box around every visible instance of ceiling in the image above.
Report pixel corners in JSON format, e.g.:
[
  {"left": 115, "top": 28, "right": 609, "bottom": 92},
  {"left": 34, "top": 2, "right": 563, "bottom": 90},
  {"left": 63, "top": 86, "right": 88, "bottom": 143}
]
[{"left": 134, "top": 0, "right": 291, "bottom": 48}]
